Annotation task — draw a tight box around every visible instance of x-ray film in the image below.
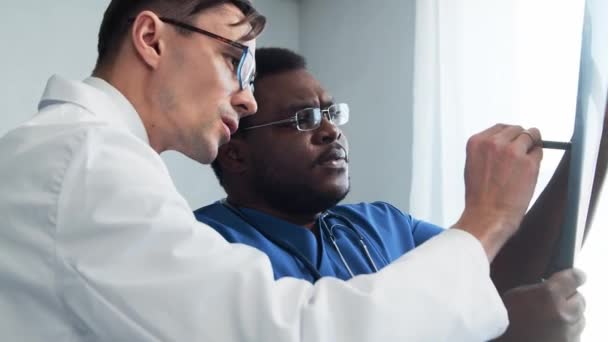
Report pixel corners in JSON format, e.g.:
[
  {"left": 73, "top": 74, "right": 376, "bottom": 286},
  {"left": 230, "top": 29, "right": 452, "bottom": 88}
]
[{"left": 547, "top": 0, "right": 607, "bottom": 273}]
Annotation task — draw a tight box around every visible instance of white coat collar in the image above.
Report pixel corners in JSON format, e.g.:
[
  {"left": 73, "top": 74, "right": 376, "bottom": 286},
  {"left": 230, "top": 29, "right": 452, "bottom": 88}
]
[{"left": 38, "top": 75, "right": 150, "bottom": 145}]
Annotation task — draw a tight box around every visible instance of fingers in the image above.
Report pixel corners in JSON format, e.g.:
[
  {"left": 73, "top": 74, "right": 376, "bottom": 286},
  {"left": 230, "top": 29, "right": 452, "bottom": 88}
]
[
  {"left": 514, "top": 127, "right": 542, "bottom": 153},
  {"left": 542, "top": 269, "right": 587, "bottom": 328},
  {"left": 568, "top": 315, "right": 586, "bottom": 341},
  {"left": 475, "top": 124, "right": 543, "bottom": 154},
  {"left": 493, "top": 125, "right": 526, "bottom": 143},
  {"left": 561, "top": 291, "right": 587, "bottom": 324},
  {"left": 475, "top": 123, "right": 510, "bottom": 138},
  {"left": 499, "top": 283, "right": 586, "bottom": 342},
  {"left": 527, "top": 138, "right": 544, "bottom": 165},
  {"left": 500, "top": 270, "right": 587, "bottom": 342},
  {"left": 476, "top": 124, "right": 525, "bottom": 143},
  {"left": 546, "top": 268, "right": 587, "bottom": 298}
]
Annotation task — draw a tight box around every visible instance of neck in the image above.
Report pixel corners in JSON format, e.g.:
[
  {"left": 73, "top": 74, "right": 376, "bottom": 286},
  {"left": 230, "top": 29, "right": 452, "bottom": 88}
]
[
  {"left": 93, "top": 64, "right": 172, "bottom": 154},
  {"left": 225, "top": 195, "right": 321, "bottom": 230}
]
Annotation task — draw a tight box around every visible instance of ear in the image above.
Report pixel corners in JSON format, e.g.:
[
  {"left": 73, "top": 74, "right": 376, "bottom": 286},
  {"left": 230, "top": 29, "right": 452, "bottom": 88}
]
[
  {"left": 216, "top": 139, "right": 249, "bottom": 174},
  {"left": 130, "top": 11, "right": 165, "bottom": 70}
]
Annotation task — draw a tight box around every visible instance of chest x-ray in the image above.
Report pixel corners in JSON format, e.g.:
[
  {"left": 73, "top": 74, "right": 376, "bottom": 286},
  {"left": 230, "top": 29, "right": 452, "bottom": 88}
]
[{"left": 548, "top": 0, "right": 608, "bottom": 273}]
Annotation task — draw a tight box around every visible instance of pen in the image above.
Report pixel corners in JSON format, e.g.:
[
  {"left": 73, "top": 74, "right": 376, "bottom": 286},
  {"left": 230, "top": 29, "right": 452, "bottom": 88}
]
[{"left": 541, "top": 140, "right": 571, "bottom": 150}]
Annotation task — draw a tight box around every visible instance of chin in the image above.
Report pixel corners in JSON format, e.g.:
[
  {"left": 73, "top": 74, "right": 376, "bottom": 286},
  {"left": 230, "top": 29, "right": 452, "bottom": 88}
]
[
  {"left": 189, "top": 139, "right": 218, "bottom": 165},
  {"left": 324, "top": 176, "right": 349, "bottom": 193},
  {"left": 321, "top": 182, "right": 350, "bottom": 202}
]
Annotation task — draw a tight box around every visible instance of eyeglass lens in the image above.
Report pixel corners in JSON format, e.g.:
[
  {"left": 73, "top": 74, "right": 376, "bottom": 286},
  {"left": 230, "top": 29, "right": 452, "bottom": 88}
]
[
  {"left": 295, "top": 104, "right": 349, "bottom": 131},
  {"left": 239, "top": 49, "right": 255, "bottom": 89}
]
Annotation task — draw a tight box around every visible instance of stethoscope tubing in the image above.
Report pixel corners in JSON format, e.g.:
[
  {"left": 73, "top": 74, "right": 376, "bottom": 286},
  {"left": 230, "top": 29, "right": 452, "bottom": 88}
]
[{"left": 220, "top": 200, "right": 381, "bottom": 281}]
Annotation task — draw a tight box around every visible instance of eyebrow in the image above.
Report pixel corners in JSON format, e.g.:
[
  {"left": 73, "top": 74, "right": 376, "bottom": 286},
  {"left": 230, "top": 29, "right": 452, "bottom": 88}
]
[
  {"left": 280, "top": 99, "right": 336, "bottom": 115},
  {"left": 321, "top": 99, "right": 335, "bottom": 108},
  {"left": 283, "top": 102, "right": 315, "bottom": 113}
]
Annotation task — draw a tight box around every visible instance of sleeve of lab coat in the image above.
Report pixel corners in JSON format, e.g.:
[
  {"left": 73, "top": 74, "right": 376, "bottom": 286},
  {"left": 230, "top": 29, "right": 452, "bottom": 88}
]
[{"left": 55, "top": 126, "right": 508, "bottom": 342}]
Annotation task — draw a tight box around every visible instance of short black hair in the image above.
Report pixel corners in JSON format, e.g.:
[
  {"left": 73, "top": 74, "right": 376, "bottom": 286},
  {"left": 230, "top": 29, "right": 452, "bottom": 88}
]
[
  {"left": 253, "top": 47, "right": 307, "bottom": 82},
  {"left": 94, "top": 0, "right": 266, "bottom": 71},
  {"left": 210, "top": 47, "right": 307, "bottom": 190}
]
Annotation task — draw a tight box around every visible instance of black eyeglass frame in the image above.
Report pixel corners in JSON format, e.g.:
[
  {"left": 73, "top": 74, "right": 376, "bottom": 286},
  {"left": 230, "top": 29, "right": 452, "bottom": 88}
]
[{"left": 127, "top": 16, "right": 255, "bottom": 90}]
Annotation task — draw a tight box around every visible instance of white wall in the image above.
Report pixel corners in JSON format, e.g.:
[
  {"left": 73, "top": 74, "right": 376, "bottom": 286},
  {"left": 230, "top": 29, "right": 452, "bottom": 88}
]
[
  {"left": 255, "top": 0, "right": 300, "bottom": 51},
  {"left": 299, "top": 0, "right": 417, "bottom": 211},
  {"left": 0, "top": 1, "right": 108, "bottom": 136},
  {"left": 0, "top": 0, "right": 300, "bottom": 209}
]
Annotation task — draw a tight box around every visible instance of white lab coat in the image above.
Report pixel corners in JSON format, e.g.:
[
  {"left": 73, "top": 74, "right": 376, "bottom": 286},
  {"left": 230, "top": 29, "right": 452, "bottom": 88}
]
[{"left": 0, "top": 75, "right": 508, "bottom": 341}]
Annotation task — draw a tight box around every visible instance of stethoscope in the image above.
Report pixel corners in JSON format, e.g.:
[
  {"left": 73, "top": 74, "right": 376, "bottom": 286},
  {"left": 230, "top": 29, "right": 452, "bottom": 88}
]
[{"left": 220, "top": 199, "right": 382, "bottom": 282}]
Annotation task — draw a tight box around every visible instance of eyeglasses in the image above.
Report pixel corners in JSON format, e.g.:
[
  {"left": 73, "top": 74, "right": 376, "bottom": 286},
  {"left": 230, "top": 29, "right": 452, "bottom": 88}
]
[
  {"left": 241, "top": 103, "right": 350, "bottom": 131},
  {"left": 140, "top": 17, "right": 256, "bottom": 90}
]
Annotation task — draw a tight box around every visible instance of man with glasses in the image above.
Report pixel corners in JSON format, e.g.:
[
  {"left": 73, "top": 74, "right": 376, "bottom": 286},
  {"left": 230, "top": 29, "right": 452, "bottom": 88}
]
[
  {"left": 198, "top": 47, "right": 604, "bottom": 341},
  {"left": 0, "top": 1, "right": 559, "bottom": 341}
]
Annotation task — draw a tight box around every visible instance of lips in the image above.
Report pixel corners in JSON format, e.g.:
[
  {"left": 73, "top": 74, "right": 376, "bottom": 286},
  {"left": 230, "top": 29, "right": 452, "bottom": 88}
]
[
  {"left": 316, "top": 146, "right": 348, "bottom": 166},
  {"left": 221, "top": 116, "right": 239, "bottom": 135}
]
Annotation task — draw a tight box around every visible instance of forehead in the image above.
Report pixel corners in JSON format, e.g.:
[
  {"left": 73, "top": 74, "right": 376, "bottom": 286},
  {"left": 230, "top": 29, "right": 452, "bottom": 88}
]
[
  {"left": 254, "top": 69, "right": 332, "bottom": 120},
  {"left": 193, "top": 3, "right": 256, "bottom": 47}
]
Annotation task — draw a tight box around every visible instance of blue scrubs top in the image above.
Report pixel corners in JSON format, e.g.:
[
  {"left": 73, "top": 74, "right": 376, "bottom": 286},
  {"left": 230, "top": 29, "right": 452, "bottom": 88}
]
[{"left": 194, "top": 201, "right": 444, "bottom": 283}]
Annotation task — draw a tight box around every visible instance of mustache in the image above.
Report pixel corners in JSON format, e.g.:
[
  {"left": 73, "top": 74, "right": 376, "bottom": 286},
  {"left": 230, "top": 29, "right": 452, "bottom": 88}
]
[{"left": 315, "top": 143, "right": 349, "bottom": 165}]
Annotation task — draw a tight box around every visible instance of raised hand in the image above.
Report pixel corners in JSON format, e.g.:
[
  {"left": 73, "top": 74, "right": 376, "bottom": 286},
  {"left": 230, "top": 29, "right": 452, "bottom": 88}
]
[{"left": 453, "top": 124, "right": 543, "bottom": 260}]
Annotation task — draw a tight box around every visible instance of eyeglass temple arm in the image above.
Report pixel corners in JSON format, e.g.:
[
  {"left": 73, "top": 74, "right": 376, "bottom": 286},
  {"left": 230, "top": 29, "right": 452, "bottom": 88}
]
[
  {"left": 158, "top": 17, "right": 247, "bottom": 50},
  {"left": 240, "top": 117, "right": 298, "bottom": 131}
]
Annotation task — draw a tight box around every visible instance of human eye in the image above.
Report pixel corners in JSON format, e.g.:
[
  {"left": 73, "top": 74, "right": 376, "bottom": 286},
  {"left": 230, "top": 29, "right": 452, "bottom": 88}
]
[
  {"left": 296, "top": 112, "right": 310, "bottom": 125},
  {"left": 296, "top": 108, "right": 320, "bottom": 130},
  {"left": 224, "top": 53, "right": 241, "bottom": 72}
]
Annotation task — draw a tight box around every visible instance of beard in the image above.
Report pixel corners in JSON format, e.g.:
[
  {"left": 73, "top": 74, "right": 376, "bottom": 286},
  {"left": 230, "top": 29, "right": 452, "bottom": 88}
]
[{"left": 251, "top": 164, "right": 350, "bottom": 216}]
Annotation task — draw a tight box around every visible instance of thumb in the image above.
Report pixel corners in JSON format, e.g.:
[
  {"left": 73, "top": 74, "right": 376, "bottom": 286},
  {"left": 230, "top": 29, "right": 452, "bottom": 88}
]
[{"left": 545, "top": 268, "right": 586, "bottom": 298}]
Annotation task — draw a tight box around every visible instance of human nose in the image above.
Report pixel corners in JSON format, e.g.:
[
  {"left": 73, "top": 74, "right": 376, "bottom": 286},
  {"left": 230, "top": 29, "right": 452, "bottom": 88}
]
[
  {"left": 231, "top": 87, "right": 258, "bottom": 119},
  {"left": 314, "top": 115, "right": 341, "bottom": 144}
]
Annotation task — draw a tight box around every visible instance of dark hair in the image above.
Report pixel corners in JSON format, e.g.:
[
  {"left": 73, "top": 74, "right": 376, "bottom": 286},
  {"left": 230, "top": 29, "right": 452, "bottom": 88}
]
[
  {"left": 253, "top": 47, "right": 307, "bottom": 81},
  {"left": 94, "top": 0, "right": 266, "bottom": 70},
  {"left": 211, "top": 47, "right": 307, "bottom": 189}
]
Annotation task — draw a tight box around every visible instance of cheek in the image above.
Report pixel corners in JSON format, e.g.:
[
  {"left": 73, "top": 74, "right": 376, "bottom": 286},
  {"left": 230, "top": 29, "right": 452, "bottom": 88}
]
[
  {"left": 251, "top": 130, "right": 313, "bottom": 158},
  {"left": 197, "top": 57, "right": 235, "bottom": 95},
  {"left": 192, "top": 62, "right": 235, "bottom": 116},
  {"left": 261, "top": 142, "right": 315, "bottom": 176}
]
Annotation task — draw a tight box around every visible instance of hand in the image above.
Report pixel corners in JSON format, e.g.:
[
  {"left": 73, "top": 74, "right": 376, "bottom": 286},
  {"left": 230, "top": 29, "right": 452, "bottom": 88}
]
[
  {"left": 494, "top": 268, "right": 587, "bottom": 342},
  {"left": 454, "top": 124, "right": 543, "bottom": 260}
]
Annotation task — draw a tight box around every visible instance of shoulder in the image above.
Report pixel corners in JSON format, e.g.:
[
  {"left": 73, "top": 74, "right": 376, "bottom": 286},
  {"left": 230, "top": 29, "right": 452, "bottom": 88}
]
[
  {"left": 194, "top": 202, "right": 228, "bottom": 228},
  {"left": 194, "top": 202, "right": 259, "bottom": 244},
  {"left": 332, "top": 201, "right": 412, "bottom": 222},
  {"left": 7, "top": 100, "right": 161, "bottom": 178},
  {"left": 1, "top": 112, "right": 164, "bottom": 211},
  {"left": 53, "top": 123, "right": 185, "bottom": 234},
  {"left": 332, "top": 201, "right": 444, "bottom": 244}
]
